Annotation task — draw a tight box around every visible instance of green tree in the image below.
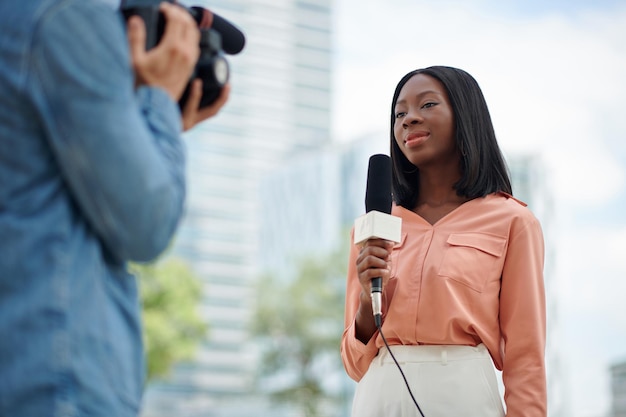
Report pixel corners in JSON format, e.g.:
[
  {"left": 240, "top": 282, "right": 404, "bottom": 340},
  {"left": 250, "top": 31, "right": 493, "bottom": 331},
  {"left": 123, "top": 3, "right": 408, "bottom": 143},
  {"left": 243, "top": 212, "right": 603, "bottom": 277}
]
[
  {"left": 251, "top": 247, "right": 349, "bottom": 417},
  {"left": 131, "top": 257, "right": 207, "bottom": 381}
]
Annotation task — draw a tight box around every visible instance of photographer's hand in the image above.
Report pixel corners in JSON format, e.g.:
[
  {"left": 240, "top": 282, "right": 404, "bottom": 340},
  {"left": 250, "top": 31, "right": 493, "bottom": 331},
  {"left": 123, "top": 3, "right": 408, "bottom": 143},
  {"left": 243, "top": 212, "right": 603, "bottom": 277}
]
[
  {"left": 181, "top": 81, "right": 231, "bottom": 131},
  {"left": 127, "top": 2, "right": 200, "bottom": 101}
]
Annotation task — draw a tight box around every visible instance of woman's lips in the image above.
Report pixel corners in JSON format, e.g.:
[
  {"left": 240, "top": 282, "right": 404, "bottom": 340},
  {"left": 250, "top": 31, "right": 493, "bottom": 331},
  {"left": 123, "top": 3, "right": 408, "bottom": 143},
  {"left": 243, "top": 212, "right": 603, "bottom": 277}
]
[{"left": 404, "top": 132, "right": 429, "bottom": 147}]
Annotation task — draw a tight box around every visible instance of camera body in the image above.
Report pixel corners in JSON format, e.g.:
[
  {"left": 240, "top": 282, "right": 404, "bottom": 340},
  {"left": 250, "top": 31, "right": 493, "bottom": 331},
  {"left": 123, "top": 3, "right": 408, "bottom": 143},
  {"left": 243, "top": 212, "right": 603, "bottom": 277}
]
[{"left": 121, "top": 1, "right": 230, "bottom": 109}]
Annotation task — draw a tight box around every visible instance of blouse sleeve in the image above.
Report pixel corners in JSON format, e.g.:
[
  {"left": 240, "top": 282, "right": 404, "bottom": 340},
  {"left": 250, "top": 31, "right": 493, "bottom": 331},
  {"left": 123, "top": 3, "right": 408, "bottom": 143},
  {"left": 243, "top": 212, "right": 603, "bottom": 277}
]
[
  {"left": 499, "top": 214, "right": 547, "bottom": 416},
  {"left": 340, "top": 228, "right": 381, "bottom": 381}
]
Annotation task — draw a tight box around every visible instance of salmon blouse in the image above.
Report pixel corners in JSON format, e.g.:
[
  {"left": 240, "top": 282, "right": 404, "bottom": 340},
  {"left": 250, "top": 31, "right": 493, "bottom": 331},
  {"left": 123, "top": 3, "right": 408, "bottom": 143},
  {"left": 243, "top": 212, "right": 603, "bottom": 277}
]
[{"left": 341, "top": 192, "right": 547, "bottom": 416}]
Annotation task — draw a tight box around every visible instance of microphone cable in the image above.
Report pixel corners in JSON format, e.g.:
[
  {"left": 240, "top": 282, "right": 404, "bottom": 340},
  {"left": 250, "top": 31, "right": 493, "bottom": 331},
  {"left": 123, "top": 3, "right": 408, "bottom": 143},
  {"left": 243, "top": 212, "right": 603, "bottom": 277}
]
[{"left": 375, "top": 320, "right": 426, "bottom": 417}]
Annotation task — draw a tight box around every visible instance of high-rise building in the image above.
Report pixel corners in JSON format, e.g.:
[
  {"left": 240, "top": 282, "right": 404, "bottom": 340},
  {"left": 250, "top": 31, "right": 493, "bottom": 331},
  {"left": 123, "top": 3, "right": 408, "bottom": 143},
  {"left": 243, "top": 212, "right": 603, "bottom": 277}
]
[
  {"left": 611, "top": 361, "right": 626, "bottom": 417},
  {"left": 141, "top": 0, "right": 333, "bottom": 416}
]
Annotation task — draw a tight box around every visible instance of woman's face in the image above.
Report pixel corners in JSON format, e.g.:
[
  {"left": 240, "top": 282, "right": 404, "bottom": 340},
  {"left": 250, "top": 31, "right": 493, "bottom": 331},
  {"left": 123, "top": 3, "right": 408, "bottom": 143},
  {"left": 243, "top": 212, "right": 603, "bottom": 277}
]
[{"left": 393, "top": 74, "right": 457, "bottom": 169}]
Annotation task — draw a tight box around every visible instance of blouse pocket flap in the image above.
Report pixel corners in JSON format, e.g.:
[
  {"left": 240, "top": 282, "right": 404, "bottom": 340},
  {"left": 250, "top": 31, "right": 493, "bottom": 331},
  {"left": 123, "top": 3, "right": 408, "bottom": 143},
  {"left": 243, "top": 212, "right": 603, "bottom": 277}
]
[{"left": 446, "top": 233, "right": 506, "bottom": 257}]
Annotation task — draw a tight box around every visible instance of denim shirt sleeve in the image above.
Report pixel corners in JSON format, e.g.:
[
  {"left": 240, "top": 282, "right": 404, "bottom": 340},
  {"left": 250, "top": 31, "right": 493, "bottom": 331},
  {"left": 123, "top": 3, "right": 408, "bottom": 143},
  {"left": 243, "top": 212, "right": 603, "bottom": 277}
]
[{"left": 28, "top": 1, "right": 186, "bottom": 262}]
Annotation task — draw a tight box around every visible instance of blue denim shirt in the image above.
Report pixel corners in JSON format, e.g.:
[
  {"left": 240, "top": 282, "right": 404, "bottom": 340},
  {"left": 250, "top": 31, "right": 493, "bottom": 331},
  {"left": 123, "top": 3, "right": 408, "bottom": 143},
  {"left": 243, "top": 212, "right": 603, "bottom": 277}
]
[{"left": 0, "top": 1, "right": 186, "bottom": 415}]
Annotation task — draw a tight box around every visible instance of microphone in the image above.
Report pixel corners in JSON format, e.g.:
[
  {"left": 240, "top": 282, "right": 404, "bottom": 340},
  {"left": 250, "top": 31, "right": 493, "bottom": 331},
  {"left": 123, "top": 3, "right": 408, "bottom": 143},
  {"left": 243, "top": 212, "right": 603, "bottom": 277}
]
[
  {"left": 189, "top": 6, "right": 246, "bottom": 55},
  {"left": 355, "top": 154, "right": 402, "bottom": 328}
]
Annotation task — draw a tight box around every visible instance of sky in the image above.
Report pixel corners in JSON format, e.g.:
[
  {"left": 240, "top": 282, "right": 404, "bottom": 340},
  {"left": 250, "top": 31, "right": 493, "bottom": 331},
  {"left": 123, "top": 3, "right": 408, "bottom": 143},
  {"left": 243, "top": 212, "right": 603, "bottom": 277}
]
[{"left": 332, "top": 1, "right": 626, "bottom": 416}]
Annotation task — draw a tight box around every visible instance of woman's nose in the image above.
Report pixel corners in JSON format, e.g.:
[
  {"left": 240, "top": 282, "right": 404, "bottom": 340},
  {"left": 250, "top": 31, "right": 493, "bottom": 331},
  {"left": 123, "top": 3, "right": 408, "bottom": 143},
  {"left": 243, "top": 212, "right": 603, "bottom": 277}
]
[{"left": 403, "top": 109, "right": 423, "bottom": 127}]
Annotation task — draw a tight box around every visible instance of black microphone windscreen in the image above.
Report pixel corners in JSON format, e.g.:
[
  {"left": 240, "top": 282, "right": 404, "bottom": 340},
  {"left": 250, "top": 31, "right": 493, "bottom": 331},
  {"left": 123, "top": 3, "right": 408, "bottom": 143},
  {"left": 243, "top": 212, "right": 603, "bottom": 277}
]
[{"left": 365, "top": 154, "right": 392, "bottom": 214}]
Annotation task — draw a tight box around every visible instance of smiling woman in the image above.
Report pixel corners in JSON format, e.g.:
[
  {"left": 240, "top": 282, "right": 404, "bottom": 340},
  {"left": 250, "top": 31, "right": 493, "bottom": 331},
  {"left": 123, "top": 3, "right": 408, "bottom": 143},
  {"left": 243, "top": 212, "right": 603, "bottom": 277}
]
[{"left": 341, "top": 66, "right": 547, "bottom": 417}]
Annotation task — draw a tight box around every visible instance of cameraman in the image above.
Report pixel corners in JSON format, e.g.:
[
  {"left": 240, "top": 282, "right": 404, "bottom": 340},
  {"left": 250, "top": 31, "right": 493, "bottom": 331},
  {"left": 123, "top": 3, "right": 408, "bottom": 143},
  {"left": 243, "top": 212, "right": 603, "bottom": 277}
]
[{"left": 0, "top": 1, "right": 228, "bottom": 416}]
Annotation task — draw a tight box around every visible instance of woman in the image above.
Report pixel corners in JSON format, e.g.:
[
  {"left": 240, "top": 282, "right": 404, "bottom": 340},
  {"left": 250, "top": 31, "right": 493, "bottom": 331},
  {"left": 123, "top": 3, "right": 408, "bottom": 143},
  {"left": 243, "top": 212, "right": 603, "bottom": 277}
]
[{"left": 341, "top": 66, "right": 546, "bottom": 416}]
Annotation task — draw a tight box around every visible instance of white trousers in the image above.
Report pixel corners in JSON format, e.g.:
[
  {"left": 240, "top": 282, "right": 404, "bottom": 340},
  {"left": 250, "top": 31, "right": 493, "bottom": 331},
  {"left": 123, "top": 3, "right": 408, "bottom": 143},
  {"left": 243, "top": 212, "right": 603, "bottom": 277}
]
[{"left": 351, "top": 344, "right": 505, "bottom": 417}]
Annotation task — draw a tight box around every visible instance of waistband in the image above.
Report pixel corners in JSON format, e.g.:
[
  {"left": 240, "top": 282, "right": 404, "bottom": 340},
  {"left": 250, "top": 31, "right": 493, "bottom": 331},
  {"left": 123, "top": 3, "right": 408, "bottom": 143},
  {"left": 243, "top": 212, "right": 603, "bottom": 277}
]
[{"left": 375, "top": 344, "right": 490, "bottom": 365}]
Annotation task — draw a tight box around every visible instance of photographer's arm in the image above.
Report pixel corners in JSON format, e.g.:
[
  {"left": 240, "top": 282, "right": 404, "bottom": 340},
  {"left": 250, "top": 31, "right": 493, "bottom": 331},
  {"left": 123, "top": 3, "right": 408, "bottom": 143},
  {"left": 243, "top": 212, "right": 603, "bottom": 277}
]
[{"left": 30, "top": 1, "right": 190, "bottom": 262}]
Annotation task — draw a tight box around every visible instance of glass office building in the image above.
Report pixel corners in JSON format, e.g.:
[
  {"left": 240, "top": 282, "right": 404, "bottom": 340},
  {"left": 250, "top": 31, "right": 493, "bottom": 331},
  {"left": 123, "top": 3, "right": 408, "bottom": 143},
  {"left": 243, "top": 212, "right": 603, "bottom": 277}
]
[
  {"left": 141, "top": 0, "right": 333, "bottom": 416},
  {"left": 611, "top": 361, "right": 626, "bottom": 417}
]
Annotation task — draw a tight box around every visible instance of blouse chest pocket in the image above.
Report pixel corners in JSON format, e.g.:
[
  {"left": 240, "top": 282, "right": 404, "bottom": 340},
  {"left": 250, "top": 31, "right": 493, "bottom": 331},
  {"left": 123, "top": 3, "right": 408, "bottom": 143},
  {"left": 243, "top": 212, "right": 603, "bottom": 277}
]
[
  {"left": 437, "top": 233, "right": 507, "bottom": 292},
  {"left": 389, "top": 232, "right": 407, "bottom": 279}
]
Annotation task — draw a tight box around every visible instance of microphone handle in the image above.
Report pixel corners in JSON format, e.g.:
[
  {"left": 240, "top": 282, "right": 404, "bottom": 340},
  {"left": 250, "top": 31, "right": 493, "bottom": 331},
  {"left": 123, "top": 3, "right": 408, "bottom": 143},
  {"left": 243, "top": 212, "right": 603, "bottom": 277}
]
[{"left": 371, "top": 277, "right": 382, "bottom": 328}]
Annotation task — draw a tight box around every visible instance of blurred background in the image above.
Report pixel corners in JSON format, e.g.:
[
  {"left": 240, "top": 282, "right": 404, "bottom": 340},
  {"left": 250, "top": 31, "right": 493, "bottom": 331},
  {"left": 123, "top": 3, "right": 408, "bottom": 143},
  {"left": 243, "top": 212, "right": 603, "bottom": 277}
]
[{"left": 134, "top": 0, "right": 626, "bottom": 416}]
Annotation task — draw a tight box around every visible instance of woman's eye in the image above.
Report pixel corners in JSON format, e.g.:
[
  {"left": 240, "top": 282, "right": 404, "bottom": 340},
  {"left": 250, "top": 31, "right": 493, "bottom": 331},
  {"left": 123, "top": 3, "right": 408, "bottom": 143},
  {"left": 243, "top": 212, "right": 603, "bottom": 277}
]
[
  {"left": 395, "top": 111, "right": 406, "bottom": 118},
  {"left": 422, "top": 102, "right": 437, "bottom": 109}
]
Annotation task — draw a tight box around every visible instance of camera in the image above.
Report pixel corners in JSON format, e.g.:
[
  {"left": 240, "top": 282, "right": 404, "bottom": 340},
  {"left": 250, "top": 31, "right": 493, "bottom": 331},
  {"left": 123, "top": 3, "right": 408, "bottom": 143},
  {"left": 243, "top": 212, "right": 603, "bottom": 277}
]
[{"left": 120, "top": 0, "right": 245, "bottom": 109}]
